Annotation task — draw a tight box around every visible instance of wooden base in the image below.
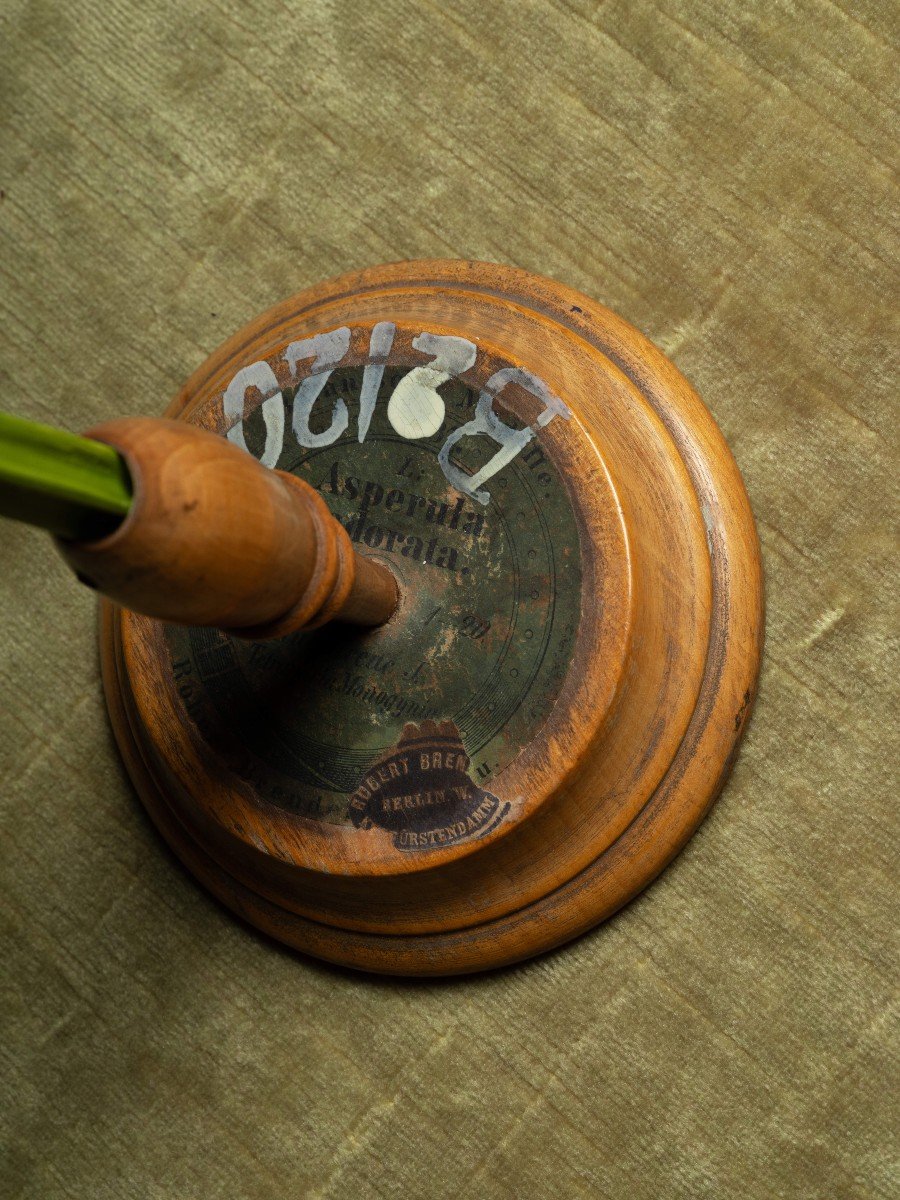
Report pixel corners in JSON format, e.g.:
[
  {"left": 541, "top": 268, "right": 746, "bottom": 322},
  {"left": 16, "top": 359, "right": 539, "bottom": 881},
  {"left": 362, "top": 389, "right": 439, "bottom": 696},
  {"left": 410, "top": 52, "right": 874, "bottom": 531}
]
[{"left": 100, "top": 260, "right": 763, "bottom": 975}]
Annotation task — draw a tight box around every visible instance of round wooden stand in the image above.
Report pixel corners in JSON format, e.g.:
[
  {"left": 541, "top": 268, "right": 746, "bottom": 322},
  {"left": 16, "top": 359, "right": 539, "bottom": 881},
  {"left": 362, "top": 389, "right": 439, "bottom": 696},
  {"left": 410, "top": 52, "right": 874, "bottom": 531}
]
[{"left": 100, "top": 260, "right": 763, "bottom": 976}]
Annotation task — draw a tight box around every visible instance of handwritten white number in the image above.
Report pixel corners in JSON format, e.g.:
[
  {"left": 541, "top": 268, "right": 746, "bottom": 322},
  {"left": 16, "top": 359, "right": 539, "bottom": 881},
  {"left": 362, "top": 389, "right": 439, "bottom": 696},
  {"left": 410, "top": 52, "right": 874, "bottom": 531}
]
[
  {"left": 438, "top": 366, "right": 569, "bottom": 504},
  {"left": 386, "top": 333, "right": 477, "bottom": 440},
  {"left": 357, "top": 322, "right": 396, "bottom": 443},
  {"left": 223, "top": 327, "right": 568, "bottom": 503},
  {"left": 287, "top": 327, "right": 352, "bottom": 448},
  {"left": 223, "top": 361, "right": 285, "bottom": 469}
]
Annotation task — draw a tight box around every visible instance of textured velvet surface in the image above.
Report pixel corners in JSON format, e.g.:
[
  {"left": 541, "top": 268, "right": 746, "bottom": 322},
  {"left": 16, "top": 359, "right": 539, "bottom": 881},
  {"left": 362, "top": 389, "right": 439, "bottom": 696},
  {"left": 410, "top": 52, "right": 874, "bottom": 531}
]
[{"left": 1, "top": 2, "right": 896, "bottom": 1196}]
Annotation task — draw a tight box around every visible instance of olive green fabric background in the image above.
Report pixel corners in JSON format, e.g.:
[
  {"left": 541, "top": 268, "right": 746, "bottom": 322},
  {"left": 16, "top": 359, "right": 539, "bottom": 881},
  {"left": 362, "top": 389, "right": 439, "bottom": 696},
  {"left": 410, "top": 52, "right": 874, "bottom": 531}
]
[{"left": 1, "top": 1, "right": 896, "bottom": 1197}]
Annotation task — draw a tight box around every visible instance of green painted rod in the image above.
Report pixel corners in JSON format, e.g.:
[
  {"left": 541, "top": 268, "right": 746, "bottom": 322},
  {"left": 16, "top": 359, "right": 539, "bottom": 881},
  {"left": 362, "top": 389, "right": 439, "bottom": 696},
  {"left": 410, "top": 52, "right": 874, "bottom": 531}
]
[{"left": 0, "top": 412, "right": 133, "bottom": 542}]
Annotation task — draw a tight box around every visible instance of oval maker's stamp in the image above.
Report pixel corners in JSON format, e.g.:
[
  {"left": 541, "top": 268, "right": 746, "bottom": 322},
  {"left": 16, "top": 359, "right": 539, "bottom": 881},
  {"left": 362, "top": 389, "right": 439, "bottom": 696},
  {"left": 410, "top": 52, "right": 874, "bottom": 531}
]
[{"left": 347, "top": 719, "right": 510, "bottom": 850}]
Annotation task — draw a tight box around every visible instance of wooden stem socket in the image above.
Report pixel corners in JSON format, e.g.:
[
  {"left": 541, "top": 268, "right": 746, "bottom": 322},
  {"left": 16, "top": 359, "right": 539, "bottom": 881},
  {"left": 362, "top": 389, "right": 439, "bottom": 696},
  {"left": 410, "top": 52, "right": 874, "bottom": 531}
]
[{"left": 56, "top": 418, "right": 398, "bottom": 636}]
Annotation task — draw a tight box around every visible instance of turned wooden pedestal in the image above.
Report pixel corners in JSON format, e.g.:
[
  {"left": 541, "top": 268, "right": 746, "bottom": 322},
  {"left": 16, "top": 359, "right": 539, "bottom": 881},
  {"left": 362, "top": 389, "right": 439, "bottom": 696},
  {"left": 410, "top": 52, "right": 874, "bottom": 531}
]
[{"left": 99, "top": 260, "right": 763, "bottom": 976}]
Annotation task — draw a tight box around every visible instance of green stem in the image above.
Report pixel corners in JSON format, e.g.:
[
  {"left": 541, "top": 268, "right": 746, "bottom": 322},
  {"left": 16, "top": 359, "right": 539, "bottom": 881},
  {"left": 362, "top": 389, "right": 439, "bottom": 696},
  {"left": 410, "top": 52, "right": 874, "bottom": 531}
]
[{"left": 0, "top": 412, "right": 133, "bottom": 542}]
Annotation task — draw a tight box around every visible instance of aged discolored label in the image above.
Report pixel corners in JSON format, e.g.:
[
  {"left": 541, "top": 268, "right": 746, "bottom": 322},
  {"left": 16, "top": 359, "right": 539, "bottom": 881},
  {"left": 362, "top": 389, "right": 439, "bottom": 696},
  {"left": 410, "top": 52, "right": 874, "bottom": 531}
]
[{"left": 166, "top": 339, "right": 582, "bottom": 851}]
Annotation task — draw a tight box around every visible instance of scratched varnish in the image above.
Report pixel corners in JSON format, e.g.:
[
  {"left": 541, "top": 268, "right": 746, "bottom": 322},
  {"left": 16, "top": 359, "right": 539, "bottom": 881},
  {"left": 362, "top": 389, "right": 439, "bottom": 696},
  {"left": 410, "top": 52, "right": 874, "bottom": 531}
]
[{"left": 100, "top": 260, "right": 763, "bottom": 974}]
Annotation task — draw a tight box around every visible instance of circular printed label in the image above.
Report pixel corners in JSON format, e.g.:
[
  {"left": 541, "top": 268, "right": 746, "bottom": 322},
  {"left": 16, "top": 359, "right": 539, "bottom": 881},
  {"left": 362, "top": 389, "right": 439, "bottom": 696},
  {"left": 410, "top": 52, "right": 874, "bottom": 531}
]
[{"left": 166, "top": 352, "right": 582, "bottom": 852}]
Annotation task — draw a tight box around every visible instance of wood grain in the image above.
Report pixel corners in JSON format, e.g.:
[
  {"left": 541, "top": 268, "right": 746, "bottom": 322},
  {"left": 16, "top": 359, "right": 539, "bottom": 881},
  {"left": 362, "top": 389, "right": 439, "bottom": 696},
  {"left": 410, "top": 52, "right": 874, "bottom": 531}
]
[{"left": 99, "top": 260, "right": 762, "bottom": 973}]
